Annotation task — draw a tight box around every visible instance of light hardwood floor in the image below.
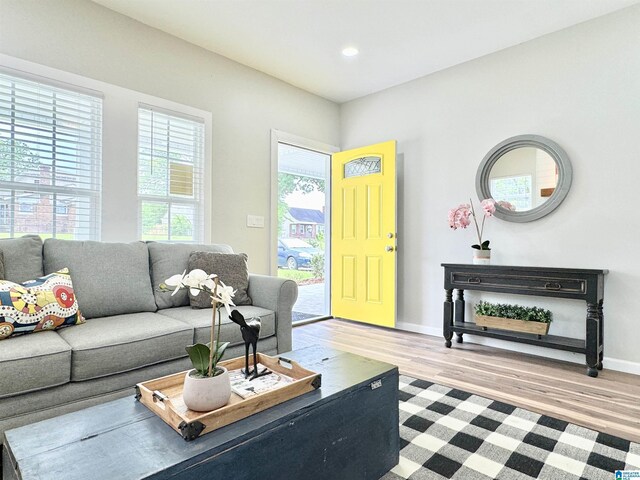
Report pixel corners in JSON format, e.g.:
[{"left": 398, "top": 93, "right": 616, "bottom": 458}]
[{"left": 293, "top": 319, "right": 640, "bottom": 443}]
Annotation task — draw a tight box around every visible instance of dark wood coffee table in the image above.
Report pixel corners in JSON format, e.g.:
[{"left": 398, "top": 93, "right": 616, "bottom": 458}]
[{"left": 2, "top": 346, "right": 399, "bottom": 480}]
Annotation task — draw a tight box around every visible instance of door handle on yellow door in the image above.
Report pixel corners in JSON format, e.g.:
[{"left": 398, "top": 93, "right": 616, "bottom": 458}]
[
  {"left": 385, "top": 246, "right": 395, "bottom": 252},
  {"left": 387, "top": 233, "right": 394, "bottom": 238}
]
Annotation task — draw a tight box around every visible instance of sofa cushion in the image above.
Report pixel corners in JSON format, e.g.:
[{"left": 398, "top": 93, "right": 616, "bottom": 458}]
[
  {"left": 157, "top": 305, "right": 275, "bottom": 345},
  {"left": 57, "top": 312, "right": 193, "bottom": 381},
  {"left": 0, "top": 235, "right": 44, "bottom": 283},
  {"left": 0, "top": 268, "right": 85, "bottom": 340},
  {"left": 187, "top": 252, "right": 252, "bottom": 308},
  {"left": 0, "top": 331, "right": 71, "bottom": 398},
  {"left": 43, "top": 239, "right": 157, "bottom": 319},
  {"left": 148, "top": 242, "right": 234, "bottom": 309}
]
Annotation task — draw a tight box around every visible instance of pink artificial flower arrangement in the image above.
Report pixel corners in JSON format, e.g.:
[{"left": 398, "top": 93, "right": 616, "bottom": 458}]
[{"left": 448, "top": 198, "right": 501, "bottom": 250}]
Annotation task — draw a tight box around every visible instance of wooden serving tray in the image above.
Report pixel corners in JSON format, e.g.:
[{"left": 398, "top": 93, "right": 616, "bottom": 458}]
[{"left": 135, "top": 353, "right": 321, "bottom": 441}]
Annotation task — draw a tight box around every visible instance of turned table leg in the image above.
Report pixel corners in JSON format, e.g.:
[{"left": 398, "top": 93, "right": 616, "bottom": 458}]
[
  {"left": 443, "top": 289, "right": 453, "bottom": 348},
  {"left": 586, "top": 302, "right": 600, "bottom": 377},
  {"left": 455, "top": 289, "right": 465, "bottom": 343},
  {"left": 597, "top": 300, "right": 604, "bottom": 370}
]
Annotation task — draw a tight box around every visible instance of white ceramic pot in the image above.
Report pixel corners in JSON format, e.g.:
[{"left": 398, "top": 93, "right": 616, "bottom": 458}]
[
  {"left": 182, "top": 367, "right": 231, "bottom": 412},
  {"left": 473, "top": 249, "right": 491, "bottom": 265}
]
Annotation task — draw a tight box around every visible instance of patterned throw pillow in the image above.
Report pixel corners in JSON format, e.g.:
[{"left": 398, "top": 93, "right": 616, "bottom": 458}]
[
  {"left": 188, "top": 252, "right": 252, "bottom": 309},
  {"left": 0, "top": 268, "right": 85, "bottom": 340}
]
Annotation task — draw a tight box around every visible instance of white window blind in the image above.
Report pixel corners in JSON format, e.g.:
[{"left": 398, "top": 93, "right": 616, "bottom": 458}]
[
  {"left": 0, "top": 71, "right": 102, "bottom": 240},
  {"left": 138, "top": 106, "right": 204, "bottom": 243}
]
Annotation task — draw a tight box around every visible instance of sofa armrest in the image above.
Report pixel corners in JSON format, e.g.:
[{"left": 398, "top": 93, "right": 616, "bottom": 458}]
[{"left": 248, "top": 274, "right": 298, "bottom": 353}]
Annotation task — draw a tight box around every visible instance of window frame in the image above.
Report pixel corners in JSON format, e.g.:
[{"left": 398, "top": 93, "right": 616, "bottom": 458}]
[
  {"left": 136, "top": 104, "right": 206, "bottom": 243},
  {"left": 0, "top": 67, "right": 103, "bottom": 240},
  {"left": 489, "top": 174, "right": 533, "bottom": 211}
]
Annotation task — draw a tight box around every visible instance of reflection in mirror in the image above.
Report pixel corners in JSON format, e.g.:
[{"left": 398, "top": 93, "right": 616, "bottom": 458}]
[
  {"left": 477, "top": 135, "right": 572, "bottom": 223},
  {"left": 488, "top": 147, "right": 558, "bottom": 213}
]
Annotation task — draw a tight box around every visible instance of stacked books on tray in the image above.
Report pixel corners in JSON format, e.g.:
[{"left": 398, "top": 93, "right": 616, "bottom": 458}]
[{"left": 229, "top": 364, "right": 295, "bottom": 399}]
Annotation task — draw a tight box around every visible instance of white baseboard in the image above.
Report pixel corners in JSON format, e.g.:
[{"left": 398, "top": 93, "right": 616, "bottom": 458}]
[
  {"left": 601, "top": 357, "right": 640, "bottom": 376},
  {"left": 394, "top": 321, "right": 640, "bottom": 376},
  {"left": 396, "top": 321, "right": 440, "bottom": 337}
]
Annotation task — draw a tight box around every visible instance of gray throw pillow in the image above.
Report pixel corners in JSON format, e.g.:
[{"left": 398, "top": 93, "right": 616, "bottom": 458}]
[
  {"left": 188, "top": 252, "right": 252, "bottom": 309},
  {"left": 0, "top": 235, "right": 44, "bottom": 283},
  {"left": 147, "top": 242, "right": 234, "bottom": 309}
]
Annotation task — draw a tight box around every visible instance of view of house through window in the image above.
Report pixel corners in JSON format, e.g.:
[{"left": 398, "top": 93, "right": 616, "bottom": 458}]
[
  {"left": 0, "top": 71, "right": 102, "bottom": 239},
  {"left": 277, "top": 143, "right": 330, "bottom": 322},
  {"left": 490, "top": 175, "right": 533, "bottom": 211},
  {"left": 138, "top": 106, "right": 205, "bottom": 243}
]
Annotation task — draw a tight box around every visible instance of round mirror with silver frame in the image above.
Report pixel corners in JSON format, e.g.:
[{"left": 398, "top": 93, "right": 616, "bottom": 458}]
[{"left": 476, "top": 135, "right": 572, "bottom": 223}]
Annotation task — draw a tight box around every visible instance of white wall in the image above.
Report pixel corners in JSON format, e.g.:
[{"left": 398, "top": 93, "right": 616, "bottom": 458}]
[
  {"left": 340, "top": 5, "right": 640, "bottom": 371},
  {"left": 0, "top": 0, "right": 340, "bottom": 274}
]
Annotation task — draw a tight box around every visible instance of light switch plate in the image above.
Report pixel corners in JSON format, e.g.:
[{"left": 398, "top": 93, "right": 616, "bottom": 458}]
[{"left": 247, "top": 215, "right": 265, "bottom": 228}]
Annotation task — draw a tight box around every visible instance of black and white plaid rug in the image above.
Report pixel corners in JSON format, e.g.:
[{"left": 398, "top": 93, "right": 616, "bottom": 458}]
[{"left": 381, "top": 375, "right": 640, "bottom": 480}]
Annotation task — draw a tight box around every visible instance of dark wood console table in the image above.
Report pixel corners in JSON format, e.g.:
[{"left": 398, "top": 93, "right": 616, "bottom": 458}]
[{"left": 442, "top": 264, "right": 608, "bottom": 377}]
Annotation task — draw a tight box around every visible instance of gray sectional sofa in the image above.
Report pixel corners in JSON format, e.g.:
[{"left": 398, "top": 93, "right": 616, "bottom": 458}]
[{"left": 0, "top": 236, "right": 297, "bottom": 441}]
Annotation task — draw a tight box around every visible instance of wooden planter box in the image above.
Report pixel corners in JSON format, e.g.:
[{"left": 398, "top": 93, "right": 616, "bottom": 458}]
[
  {"left": 475, "top": 314, "right": 550, "bottom": 335},
  {"left": 135, "top": 353, "right": 321, "bottom": 441}
]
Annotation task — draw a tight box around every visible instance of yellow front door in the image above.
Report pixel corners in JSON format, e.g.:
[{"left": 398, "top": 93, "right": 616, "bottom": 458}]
[{"left": 331, "top": 141, "right": 396, "bottom": 327}]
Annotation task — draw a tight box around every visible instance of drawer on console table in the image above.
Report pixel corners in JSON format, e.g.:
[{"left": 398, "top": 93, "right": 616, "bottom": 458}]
[{"left": 449, "top": 271, "right": 586, "bottom": 295}]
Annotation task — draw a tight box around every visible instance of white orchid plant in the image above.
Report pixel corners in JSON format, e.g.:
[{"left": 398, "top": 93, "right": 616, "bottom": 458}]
[{"left": 160, "top": 269, "right": 236, "bottom": 378}]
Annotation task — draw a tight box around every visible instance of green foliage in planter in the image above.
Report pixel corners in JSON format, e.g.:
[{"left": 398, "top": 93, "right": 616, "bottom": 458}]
[
  {"left": 185, "top": 341, "right": 229, "bottom": 377},
  {"left": 475, "top": 301, "right": 552, "bottom": 324},
  {"left": 471, "top": 240, "right": 491, "bottom": 251}
]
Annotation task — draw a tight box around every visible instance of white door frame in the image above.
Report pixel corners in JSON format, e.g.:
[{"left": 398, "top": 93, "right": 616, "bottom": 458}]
[{"left": 270, "top": 129, "right": 339, "bottom": 316}]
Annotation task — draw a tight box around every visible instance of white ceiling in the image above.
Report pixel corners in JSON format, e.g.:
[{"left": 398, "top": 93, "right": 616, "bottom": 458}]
[{"left": 92, "top": 0, "right": 639, "bottom": 103}]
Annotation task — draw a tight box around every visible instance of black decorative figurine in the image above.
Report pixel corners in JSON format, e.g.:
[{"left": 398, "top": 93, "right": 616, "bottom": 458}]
[{"left": 229, "top": 310, "right": 270, "bottom": 380}]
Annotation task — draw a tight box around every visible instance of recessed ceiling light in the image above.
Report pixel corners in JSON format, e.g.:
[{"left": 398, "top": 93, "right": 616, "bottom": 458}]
[{"left": 342, "top": 47, "right": 359, "bottom": 57}]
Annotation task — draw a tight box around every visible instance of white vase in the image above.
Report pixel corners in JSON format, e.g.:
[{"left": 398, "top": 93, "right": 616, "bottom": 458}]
[
  {"left": 473, "top": 249, "right": 491, "bottom": 265},
  {"left": 182, "top": 367, "right": 231, "bottom": 412}
]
